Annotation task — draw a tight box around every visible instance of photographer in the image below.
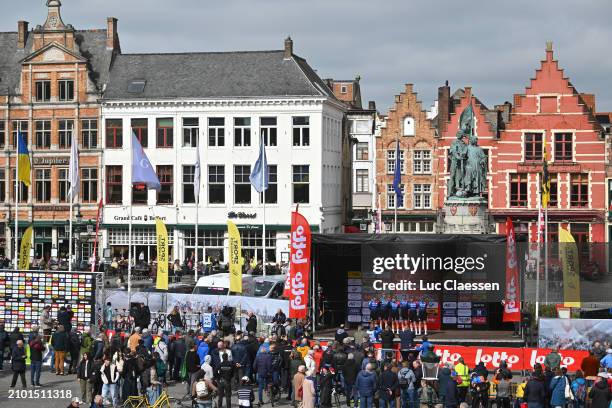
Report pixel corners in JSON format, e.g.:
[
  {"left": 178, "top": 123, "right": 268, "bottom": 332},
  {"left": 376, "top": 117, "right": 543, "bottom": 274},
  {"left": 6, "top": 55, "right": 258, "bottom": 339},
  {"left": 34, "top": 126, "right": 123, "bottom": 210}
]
[{"left": 220, "top": 306, "right": 235, "bottom": 337}]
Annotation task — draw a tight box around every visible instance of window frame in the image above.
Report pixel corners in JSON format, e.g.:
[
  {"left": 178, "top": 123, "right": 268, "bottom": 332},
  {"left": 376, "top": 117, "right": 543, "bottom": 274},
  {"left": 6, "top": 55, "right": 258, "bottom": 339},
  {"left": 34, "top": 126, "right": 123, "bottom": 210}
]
[
  {"left": 386, "top": 149, "right": 405, "bottom": 174},
  {"left": 0, "top": 120, "right": 5, "bottom": 149},
  {"left": 208, "top": 117, "right": 225, "bottom": 147},
  {"left": 11, "top": 120, "right": 28, "bottom": 148},
  {"left": 570, "top": 173, "right": 589, "bottom": 208},
  {"left": 81, "top": 119, "right": 98, "bottom": 149},
  {"left": 81, "top": 168, "right": 98, "bottom": 203},
  {"left": 182, "top": 117, "right": 199, "bottom": 148},
  {"left": 524, "top": 132, "right": 543, "bottom": 162},
  {"left": 35, "top": 168, "right": 51, "bottom": 203},
  {"left": 413, "top": 150, "right": 432, "bottom": 174},
  {"left": 12, "top": 169, "right": 28, "bottom": 203},
  {"left": 156, "top": 165, "right": 174, "bottom": 204},
  {"left": 292, "top": 164, "right": 310, "bottom": 204},
  {"left": 554, "top": 132, "right": 573, "bottom": 162},
  {"left": 234, "top": 165, "right": 251, "bottom": 204},
  {"left": 182, "top": 165, "right": 196, "bottom": 204},
  {"left": 58, "top": 119, "right": 74, "bottom": 149},
  {"left": 413, "top": 184, "right": 432, "bottom": 209},
  {"left": 510, "top": 173, "right": 528, "bottom": 207},
  {"left": 131, "top": 118, "right": 148, "bottom": 148},
  {"left": 35, "top": 80, "right": 51, "bottom": 102},
  {"left": 156, "top": 118, "right": 174, "bottom": 148},
  {"left": 386, "top": 183, "right": 405, "bottom": 209},
  {"left": 260, "top": 117, "right": 277, "bottom": 147},
  {"left": 355, "top": 169, "right": 369, "bottom": 193},
  {"left": 259, "top": 165, "right": 278, "bottom": 204},
  {"left": 58, "top": 79, "right": 75, "bottom": 102},
  {"left": 58, "top": 167, "right": 69, "bottom": 203},
  {"left": 233, "top": 117, "right": 251, "bottom": 147},
  {"left": 208, "top": 165, "right": 225, "bottom": 204},
  {"left": 292, "top": 116, "right": 310, "bottom": 147},
  {"left": 105, "top": 166, "right": 123, "bottom": 205},
  {"left": 403, "top": 117, "right": 415, "bottom": 136},
  {"left": 355, "top": 142, "right": 369, "bottom": 161},
  {"left": 0, "top": 168, "right": 5, "bottom": 203},
  {"left": 35, "top": 120, "right": 51, "bottom": 150}
]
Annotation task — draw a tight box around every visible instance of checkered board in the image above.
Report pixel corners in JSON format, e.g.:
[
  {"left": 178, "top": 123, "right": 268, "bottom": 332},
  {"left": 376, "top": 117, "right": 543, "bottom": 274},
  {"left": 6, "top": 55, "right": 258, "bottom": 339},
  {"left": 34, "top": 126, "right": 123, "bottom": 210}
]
[{"left": 0, "top": 271, "right": 96, "bottom": 332}]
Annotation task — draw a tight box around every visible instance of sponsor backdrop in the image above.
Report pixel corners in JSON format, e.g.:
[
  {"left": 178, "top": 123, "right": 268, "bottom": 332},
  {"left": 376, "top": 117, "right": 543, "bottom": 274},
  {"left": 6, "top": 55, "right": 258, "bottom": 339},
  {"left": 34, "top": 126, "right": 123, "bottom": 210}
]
[{"left": 538, "top": 318, "right": 612, "bottom": 350}]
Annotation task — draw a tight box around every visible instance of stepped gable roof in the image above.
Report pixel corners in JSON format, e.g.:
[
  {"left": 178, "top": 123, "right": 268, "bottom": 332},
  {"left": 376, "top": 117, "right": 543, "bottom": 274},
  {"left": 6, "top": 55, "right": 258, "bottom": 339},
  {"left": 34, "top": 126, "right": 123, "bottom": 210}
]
[{"left": 104, "top": 50, "right": 336, "bottom": 100}]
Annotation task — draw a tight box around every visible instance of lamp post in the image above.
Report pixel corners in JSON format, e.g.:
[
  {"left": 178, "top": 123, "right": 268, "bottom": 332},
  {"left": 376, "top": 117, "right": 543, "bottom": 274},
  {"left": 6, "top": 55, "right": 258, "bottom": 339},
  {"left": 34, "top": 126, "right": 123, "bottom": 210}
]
[{"left": 74, "top": 209, "right": 83, "bottom": 269}]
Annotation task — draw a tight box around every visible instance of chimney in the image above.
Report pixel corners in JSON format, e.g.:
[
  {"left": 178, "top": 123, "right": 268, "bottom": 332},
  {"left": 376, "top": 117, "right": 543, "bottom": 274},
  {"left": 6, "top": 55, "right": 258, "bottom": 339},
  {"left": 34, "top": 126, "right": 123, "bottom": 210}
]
[
  {"left": 368, "top": 101, "right": 376, "bottom": 111},
  {"left": 106, "top": 17, "right": 119, "bottom": 50},
  {"left": 545, "top": 40, "right": 554, "bottom": 62},
  {"left": 437, "top": 80, "right": 451, "bottom": 135},
  {"left": 284, "top": 36, "right": 293, "bottom": 60},
  {"left": 17, "top": 21, "right": 28, "bottom": 49}
]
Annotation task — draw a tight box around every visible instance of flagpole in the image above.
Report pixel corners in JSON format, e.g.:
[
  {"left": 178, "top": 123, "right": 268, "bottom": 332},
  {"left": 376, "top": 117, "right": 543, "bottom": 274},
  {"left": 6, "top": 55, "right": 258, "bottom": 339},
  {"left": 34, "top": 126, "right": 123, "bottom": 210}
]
[
  {"left": 544, "top": 206, "right": 548, "bottom": 304},
  {"left": 128, "top": 203, "right": 132, "bottom": 307},
  {"left": 68, "top": 197, "right": 73, "bottom": 273},
  {"left": 195, "top": 198, "right": 199, "bottom": 282},
  {"left": 535, "top": 180, "right": 541, "bottom": 322},
  {"left": 394, "top": 195, "right": 398, "bottom": 233},
  {"left": 14, "top": 137, "right": 19, "bottom": 271},
  {"left": 262, "top": 135, "right": 266, "bottom": 277}
]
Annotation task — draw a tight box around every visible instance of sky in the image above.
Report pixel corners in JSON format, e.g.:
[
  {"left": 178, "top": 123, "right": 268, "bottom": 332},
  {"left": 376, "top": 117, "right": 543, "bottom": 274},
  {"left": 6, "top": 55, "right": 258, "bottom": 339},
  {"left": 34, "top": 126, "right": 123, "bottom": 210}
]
[{"left": 4, "top": 0, "right": 612, "bottom": 113}]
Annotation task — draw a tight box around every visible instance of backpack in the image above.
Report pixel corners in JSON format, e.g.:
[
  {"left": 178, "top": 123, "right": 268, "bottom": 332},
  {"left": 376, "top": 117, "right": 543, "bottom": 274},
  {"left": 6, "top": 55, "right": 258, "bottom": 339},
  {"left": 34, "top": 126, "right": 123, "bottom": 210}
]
[
  {"left": 399, "top": 368, "right": 413, "bottom": 388},
  {"left": 156, "top": 360, "right": 167, "bottom": 378},
  {"left": 574, "top": 382, "right": 586, "bottom": 401},
  {"left": 271, "top": 352, "right": 283, "bottom": 370},
  {"left": 196, "top": 380, "right": 210, "bottom": 398}
]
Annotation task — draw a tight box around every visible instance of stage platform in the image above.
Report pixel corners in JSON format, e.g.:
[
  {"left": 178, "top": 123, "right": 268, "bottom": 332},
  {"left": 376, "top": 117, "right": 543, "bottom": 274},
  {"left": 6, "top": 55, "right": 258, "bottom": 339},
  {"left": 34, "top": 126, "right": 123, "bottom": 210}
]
[{"left": 314, "top": 329, "right": 525, "bottom": 348}]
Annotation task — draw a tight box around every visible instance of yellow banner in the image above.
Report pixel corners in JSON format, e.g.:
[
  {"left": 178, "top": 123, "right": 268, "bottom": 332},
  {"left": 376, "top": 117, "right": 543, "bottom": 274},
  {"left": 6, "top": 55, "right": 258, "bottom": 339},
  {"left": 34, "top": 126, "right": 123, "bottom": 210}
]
[
  {"left": 559, "top": 228, "right": 581, "bottom": 308},
  {"left": 228, "top": 221, "right": 242, "bottom": 293},
  {"left": 155, "top": 218, "right": 168, "bottom": 290},
  {"left": 18, "top": 226, "right": 33, "bottom": 270}
]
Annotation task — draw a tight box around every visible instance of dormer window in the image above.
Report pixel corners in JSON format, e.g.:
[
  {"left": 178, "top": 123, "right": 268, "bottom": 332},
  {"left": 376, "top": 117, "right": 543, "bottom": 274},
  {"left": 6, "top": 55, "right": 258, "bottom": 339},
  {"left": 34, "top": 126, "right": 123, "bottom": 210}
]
[
  {"left": 403, "top": 117, "right": 415, "bottom": 136},
  {"left": 127, "top": 80, "right": 146, "bottom": 94},
  {"left": 35, "top": 80, "right": 51, "bottom": 102},
  {"left": 340, "top": 85, "right": 348, "bottom": 94}
]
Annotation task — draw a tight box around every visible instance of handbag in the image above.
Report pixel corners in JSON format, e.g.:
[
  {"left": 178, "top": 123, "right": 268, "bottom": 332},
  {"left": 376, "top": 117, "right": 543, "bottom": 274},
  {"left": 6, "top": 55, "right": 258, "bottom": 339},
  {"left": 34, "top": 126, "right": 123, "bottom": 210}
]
[{"left": 564, "top": 377, "right": 574, "bottom": 401}]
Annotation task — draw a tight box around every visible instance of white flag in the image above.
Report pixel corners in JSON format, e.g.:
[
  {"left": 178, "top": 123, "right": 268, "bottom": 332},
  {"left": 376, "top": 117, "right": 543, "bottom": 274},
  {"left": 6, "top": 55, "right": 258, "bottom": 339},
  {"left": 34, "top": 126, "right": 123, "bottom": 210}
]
[
  {"left": 194, "top": 147, "right": 201, "bottom": 204},
  {"left": 68, "top": 133, "right": 79, "bottom": 200}
]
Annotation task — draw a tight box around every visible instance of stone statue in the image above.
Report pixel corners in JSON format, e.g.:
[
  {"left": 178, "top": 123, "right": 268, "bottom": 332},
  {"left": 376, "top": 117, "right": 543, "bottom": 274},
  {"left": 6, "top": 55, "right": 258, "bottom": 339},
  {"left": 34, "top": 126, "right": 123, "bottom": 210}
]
[{"left": 447, "top": 105, "right": 487, "bottom": 198}]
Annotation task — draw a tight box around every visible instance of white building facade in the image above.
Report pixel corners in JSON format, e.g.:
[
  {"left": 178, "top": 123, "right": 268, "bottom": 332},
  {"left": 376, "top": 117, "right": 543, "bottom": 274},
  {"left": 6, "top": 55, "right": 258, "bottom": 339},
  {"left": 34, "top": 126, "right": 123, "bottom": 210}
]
[
  {"left": 99, "top": 44, "right": 346, "bottom": 264},
  {"left": 349, "top": 112, "right": 378, "bottom": 231}
]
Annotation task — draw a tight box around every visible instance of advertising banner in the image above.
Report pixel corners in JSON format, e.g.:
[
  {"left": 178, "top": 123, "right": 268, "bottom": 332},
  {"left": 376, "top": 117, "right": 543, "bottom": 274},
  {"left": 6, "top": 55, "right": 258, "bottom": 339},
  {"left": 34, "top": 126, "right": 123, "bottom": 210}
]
[
  {"left": 538, "top": 318, "right": 612, "bottom": 350},
  {"left": 227, "top": 221, "right": 243, "bottom": 293},
  {"left": 289, "top": 210, "right": 311, "bottom": 319},
  {"left": 559, "top": 228, "right": 581, "bottom": 307},
  {"left": 155, "top": 218, "right": 168, "bottom": 290},
  {"left": 503, "top": 218, "right": 521, "bottom": 322},
  {"left": 18, "top": 225, "right": 33, "bottom": 271}
]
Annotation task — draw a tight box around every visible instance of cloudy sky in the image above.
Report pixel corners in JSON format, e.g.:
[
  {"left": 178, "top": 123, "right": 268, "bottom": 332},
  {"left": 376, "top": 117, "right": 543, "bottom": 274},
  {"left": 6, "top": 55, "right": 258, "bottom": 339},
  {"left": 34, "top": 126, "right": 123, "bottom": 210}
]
[{"left": 5, "top": 0, "right": 612, "bottom": 112}]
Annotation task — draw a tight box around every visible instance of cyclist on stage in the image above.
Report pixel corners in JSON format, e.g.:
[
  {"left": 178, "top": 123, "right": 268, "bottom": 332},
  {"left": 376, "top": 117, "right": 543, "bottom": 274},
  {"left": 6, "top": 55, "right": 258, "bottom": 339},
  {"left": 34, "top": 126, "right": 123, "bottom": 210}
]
[{"left": 417, "top": 297, "right": 428, "bottom": 336}]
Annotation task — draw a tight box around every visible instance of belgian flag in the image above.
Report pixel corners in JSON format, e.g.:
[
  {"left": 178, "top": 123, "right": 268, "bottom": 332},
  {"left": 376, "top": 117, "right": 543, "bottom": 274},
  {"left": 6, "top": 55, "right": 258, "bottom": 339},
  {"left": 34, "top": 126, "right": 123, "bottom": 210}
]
[{"left": 541, "top": 136, "right": 550, "bottom": 208}]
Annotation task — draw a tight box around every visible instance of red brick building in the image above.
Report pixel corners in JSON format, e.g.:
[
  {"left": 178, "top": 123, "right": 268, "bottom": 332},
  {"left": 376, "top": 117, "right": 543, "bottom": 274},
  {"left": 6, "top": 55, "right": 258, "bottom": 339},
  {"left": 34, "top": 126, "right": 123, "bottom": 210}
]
[{"left": 437, "top": 44, "right": 607, "bottom": 246}]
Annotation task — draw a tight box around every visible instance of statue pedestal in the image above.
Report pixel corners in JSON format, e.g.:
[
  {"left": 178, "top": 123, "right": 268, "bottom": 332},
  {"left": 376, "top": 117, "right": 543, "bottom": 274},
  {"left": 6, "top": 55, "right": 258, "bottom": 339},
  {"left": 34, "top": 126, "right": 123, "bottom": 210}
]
[{"left": 439, "top": 197, "right": 493, "bottom": 234}]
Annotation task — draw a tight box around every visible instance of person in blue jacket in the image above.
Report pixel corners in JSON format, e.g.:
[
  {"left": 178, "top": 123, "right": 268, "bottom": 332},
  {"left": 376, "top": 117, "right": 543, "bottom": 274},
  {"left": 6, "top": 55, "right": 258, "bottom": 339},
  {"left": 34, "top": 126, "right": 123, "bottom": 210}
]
[
  {"left": 197, "top": 339, "right": 209, "bottom": 363},
  {"left": 356, "top": 363, "right": 378, "bottom": 408},
  {"left": 549, "top": 368, "right": 569, "bottom": 408}
]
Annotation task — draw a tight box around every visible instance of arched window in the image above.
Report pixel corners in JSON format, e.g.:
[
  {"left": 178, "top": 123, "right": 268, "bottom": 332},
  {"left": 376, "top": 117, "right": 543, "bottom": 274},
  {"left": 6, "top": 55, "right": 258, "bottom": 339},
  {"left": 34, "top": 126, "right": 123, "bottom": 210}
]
[{"left": 403, "top": 117, "right": 415, "bottom": 136}]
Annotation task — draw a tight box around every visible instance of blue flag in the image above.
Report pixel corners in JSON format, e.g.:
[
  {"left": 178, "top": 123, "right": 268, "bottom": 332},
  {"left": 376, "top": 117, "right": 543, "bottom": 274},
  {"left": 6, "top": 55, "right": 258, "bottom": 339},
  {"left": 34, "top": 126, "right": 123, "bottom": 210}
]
[
  {"left": 393, "top": 140, "right": 403, "bottom": 207},
  {"left": 131, "top": 132, "right": 161, "bottom": 191},
  {"left": 249, "top": 135, "right": 269, "bottom": 193}
]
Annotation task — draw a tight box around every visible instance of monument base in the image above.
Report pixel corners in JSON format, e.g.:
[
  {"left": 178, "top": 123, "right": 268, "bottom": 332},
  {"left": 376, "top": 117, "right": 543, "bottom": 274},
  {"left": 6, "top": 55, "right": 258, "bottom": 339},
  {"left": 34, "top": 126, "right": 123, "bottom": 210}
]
[{"left": 439, "top": 197, "right": 494, "bottom": 234}]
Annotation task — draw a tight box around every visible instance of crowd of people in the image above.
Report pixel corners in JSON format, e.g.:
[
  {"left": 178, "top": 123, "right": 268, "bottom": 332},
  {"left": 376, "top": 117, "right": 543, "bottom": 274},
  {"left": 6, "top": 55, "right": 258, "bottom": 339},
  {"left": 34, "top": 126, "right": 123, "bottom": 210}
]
[{"left": 2, "top": 307, "right": 612, "bottom": 408}]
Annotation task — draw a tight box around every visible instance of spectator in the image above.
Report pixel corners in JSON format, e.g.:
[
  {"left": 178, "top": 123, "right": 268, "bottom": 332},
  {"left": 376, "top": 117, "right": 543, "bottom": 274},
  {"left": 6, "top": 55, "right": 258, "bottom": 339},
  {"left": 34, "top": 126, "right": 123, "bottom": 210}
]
[
  {"left": 141, "top": 329, "right": 154, "bottom": 352},
  {"left": 186, "top": 342, "right": 201, "bottom": 394},
  {"left": 399, "top": 326, "right": 416, "bottom": 361},
  {"left": 253, "top": 348, "right": 273, "bottom": 406},
  {"left": 601, "top": 349, "right": 612, "bottom": 369},
  {"left": 293, "top": 365, "right": 306, "bottom": 406},
  {"left": 39, "top": 305, "right": 54, "bottom": 338},
  {"left": 80, "top": 328, "right": 94, "bottom": 358},
  {"left": 10, "top": 339, "right": 27, "bottom": 388},
  {"left": 381, "top": 324, "right": 395, "bottom": 350},
  {"left": 442, "top": 372, "right": 459, "bottom": 408},
  {"left": 437, "top": 365, "right": 452, "bottom": 404},
  {"left": 68, "top": 329, "right": 81, "bottom": 374},
  {"left": 335, "top": 324, "right": 349, "bottom": 343},
  {"left": 496, "top": 373, "right": 511, "bottom": 408},
  {"left": 571, "top": 370, "right": 587, "bottom": 408},
  {"left": 57, "top": 306, "right": 74, "bottom": 333},
  {"left": 303, "top": 370, "right": 317, "bottom": 408},
  {"left": 127, "top": 327, "right": 142, "bottom": 353},
  {"left": 237, "top": 376, "right": 255, "bottom": 408},
  {"left": 419, "top": 380, "right": 438, "bottom": 408},
  {"left": 544, "top": 348, "right": 562, "bottom": 371},
  {"left": 167, "top": 306, "right": 184, "bottom": 332},
  {"left": 77, "top": 352, "right": 94, "bottom": 402},
  {"left": 319, "top": 365, "right": 334, "bottom": 408},
  {"left": 549, "top": 368, "right": 569, "bottom": 408},
  {"left": 473, "top": 361, "right": 488, "bottom": 380},
  {"left": 29, "top": 334, "right": 44, "bottom": 387},
  {"left": 201, "top": 354, "right": 214, "bottom": 381},
  {"left": 217, "top": 352, "right": 234, "bottom": 408},
  {"left": 588, "top": 373, "right": 611, "bottom": 408},
  {"left": 51, "top": 324, "right": 69, "bottom": 375},
  {"left": 581, "top": 350, "right": 601, "bottom": 377},
  {"left": 246, "top": 311, "right": 258, "bottom": 334},
  {"left": 454, "top": 357, "right": 470, "bottom": 403},
  {"left": 91, "top": 395, "right": 104, "bottom": 408},
  {"left": 9, "top": 326, "right": 24, "bottom": 351},
  {"left": 398, "top": 360, "right": 417, "bottom": 408},
  {"left": 0, "top": 322, "right": 8, "bottom": 370},
  {"left": 170, "top": 331, "right": 187, "bottom": 381},
  {"left": 356, "top": 363, "right": 378, "bottom": 408},
  {"left": 192, "top": 371, "right": 217, "bottom": 408}
]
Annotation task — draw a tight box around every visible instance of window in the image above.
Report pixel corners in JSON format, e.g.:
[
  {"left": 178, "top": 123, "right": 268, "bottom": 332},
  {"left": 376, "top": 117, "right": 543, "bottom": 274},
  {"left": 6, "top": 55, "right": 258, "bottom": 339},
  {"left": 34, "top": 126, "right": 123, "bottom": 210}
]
[
  {"left": 81, "top": 168, "right": 98, "bottom": 203},
  {"left": 208, "top": 165, "right": 225, "bottom": 204},
  {"left": 127, "top": 80, "right": 146, "bottom": 94},
  {"left": 554, "top": 133, "right": 572, "bottom": 162},
  {"left": 510, "top": 174, "right": 527, "bottom": 207},
  {"left": 11, "top": 120, "right": 28, "bottom": 148},
  {"left": 0, "top": 169, "right": 4, "bottom": 202},
  {"left": 105, "top": 119, "right": 123, "bottom": 148},
  {"left": 182, "top": 118, "right": 198, "bottom": 147},
  {"left": 356, "top": 169, "right": 369, "bottom": 192},
  {"left": 259, "top": 165, "right": 277, "bottom": 204},
  {"left": 35, "top": 121, "right": 51, "bottom": 149},
  {"left": 524, "top": 132, "right": 543, "bottom": 162},
  {"left": 106, "top": 166, "right": 122, "bottom": 204},
  {"left": 571, "top": 173, "right": 588, "bottom": 207},
  {"left": 58, "top": 80, "right": 74, "bottom": 101},
  {"left": 356, "top": 142, "right": 368, "bottom": 160},
  {"left": 35, "top": 169, "right": 51, "bottom": 202},
  {"left": 58, "top": 168, "right": 69, "bottom": 203},
  {"left": 340, "top": 85, "right": 348, "bottom": 94},
  {"left": 12, "top": 169, "right": 28, "bottom": 202},
  {"left": 387, "top": 183, "right": 405, "bottom": 209},
  {"left": 292, "top": 165, "right": 310, "bottom": 203},
  {"left": 35, "top": 80, "right": 51, "bottom": 102},
  {"left": 571, "top": 223, "right": 590, "bottom": 261},
  {"left": 403, "top": 221, "right": 434, "bottom": 233},
  {"left": 386, "top": 148, "right": 405, "bottom": 174},
  {"left": 234, "top": 165, "right": 251, "bottom": 204},
  {"left": 234, "top": 117, "right": 251, "bottom": 147},
  {"left": 81, "top": 119, "right": 98, "bottom": 149},
  {"left": 292, "top": 116, "right": 310, "bottom": 146},
  {"left": 182, "top": 165, "right": 196, "bottom": 204},
  {"left": 132, "top": 183, "right": 147, "bottom": 205},
  {"left": 0, "top": 121, "right": 5, "bottom": 148},
  {"left": 260, "top": 117, "right": 277, "bottom": 146},
  {"left": 156, "top": 118, "right": 173, "bottom": 148},
  {"left": 413, "top": 184, "right": 432, "bottom": 209},
  {"left": 403, "top": 117, "right": 415, "bottom": 136},
  {"left": 58, "top": 119, "right": 74, "bottom": 149},
  {"left": 131, "top": 118, "right": 148, "bottom": 148},
  {"left": 413, "top": 150, "right": 432, "bottom": 174},
  {"left": 157, "top": 166, "right": 173, "bottom": 204},
  {"left": 549, "top": 174, "right": 558, "bottom": 208},
  {"left": 208, "top": 118, "right": 225, "bottom": 147}
]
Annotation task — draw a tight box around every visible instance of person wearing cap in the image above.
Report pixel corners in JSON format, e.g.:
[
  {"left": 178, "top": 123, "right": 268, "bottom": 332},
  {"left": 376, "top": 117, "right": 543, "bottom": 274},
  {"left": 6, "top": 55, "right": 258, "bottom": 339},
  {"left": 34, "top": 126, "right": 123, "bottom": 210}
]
[
  {"left": 238, "top": 376, "right": 255, "bottom": 407},
  {"left": 127, "top": 327, "right": 141, "bottom": 353},
  {"left": 588, "top": 373, "right": 611, "bottom": 408},
  {"left": 293, "top": 365, "right": 307, "bottom": 406},
  {"left": 66, "top": 396, "right": 83, "bottom": 408},
  {"left": 600, "top": 349, "right": 612, "bottom": 369}
]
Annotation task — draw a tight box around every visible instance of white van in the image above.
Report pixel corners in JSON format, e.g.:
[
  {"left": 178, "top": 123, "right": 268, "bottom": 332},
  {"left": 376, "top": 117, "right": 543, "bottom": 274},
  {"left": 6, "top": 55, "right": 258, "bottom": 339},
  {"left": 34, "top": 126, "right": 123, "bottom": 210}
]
[
  {"left": 192, "top": 273, "right": 256, "bottom": 296},
  {"left": 253, "top": 274, "right": 287, "bottom": 299}
]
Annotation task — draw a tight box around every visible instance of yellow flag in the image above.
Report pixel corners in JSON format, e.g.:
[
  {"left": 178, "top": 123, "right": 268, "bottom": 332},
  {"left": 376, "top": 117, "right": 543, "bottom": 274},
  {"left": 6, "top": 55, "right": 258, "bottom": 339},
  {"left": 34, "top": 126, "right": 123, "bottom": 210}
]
[
  {"left": 559, "top": 228, "right": 581, "bottom": 307},
  {"left": 228, "top": 221, "right": 242, "bottom": 293},
  {"left": 155, "top": 218, "right": 168, "bottom": 290},
  {"left": 18, "top": 226, "right": 33, "bottom": 270}
]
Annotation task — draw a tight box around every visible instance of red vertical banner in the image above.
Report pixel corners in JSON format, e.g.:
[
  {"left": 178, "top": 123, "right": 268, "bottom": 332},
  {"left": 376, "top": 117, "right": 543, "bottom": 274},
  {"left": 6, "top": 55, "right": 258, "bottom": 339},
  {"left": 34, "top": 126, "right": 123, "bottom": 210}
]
[
  {"left": 288, "top": 210, "right": 311, "bottom": 319},
  {"left": 91, "top": 199, "right": 104, "bottom": 273},
  {"left": 503, "top": 217, "right": 521, "bottom": 322}
]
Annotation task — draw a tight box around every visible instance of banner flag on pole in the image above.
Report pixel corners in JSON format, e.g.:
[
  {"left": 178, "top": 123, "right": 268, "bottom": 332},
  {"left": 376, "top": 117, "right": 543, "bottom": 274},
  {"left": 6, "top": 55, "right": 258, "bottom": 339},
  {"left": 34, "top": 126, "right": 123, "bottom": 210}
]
[
  {"left": 392, "top": 140, "right": 403, "bottom": 208},
  {"left": 288, "top": 210, "right": 311, "bottom": 319},
  {"left": 249, "top": 136, "right": 269, "bottom": 193},
  {"left": 155, "top": 218, "right": 168, "bottom": 290},
  {"left": 503, "top": 217, "right": 521, "bottom": 322},
  {"left": 17, "top": 132, "right": 31, "bottom": 186},
  {"left": 541, "top": 136, "right": 550, "bottom": 209},
  {"left": 194, "top": 147, "right": 201, "bottom": 203},
  {"left": 559, "top": 228, "right": 581, "bottom": 308},
  {"left": 18, "top": 225, "right": 33, "bottom": 270},
  {"left": 228, "top": 221, "right": 243, "bottom": 293},
  {"left": 131, "top": 132, "right": 161, "bottom": 191},
  {"left": 68, "top": 133, "right": 80, "bottom": 200}
]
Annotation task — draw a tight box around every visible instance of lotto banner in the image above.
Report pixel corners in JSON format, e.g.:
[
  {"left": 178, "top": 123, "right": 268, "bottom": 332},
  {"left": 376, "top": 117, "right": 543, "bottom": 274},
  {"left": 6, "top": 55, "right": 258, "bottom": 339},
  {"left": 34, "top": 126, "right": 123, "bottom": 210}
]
[
  {"left": 288, "top": 210, "right": 311, "bottom": 319},
  {"left": 503, "top": 218, "right": 521, "bottom": 322},
  {"left": 155, "top": 218, "right": 168, "bottom": 290},
  {"left": 18, "top": 225, "right": 33, "bottom": 271},
  {"left": 227, "top": 221, "right": 243, "bottom": 294}
]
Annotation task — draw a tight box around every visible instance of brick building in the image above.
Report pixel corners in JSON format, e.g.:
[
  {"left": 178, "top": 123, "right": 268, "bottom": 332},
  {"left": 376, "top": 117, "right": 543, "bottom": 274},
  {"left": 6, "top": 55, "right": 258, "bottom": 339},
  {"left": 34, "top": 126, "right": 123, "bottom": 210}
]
[
  {"left": 0, "top": 0, "right": 118, "bottom": 260},
  {"left": 377, "top": 84, "right": 438, "bottom": 233}
]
